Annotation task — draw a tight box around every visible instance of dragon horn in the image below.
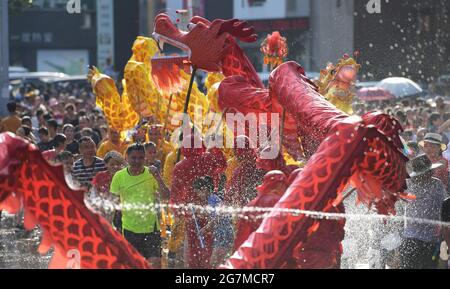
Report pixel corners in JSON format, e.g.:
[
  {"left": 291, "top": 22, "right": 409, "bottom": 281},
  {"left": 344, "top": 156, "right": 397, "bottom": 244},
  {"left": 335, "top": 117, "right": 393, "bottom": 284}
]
[{"left": 217, "top": 19, "right": 258, "bottom": 43}]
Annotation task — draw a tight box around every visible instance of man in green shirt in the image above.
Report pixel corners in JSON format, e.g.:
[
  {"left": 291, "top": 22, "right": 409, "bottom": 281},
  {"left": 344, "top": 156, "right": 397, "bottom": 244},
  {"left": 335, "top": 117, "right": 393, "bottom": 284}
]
[{"left": 110, "top": 143, "right": 170, "bottom": 267}]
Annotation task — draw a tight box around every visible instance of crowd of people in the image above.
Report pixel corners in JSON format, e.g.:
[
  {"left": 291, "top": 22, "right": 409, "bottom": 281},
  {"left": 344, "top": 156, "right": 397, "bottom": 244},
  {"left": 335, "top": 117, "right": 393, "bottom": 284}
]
[
  {"left": 355, "top": 96, "right": 450, "bottom": 269},
  {"left": 0, "top": 81, "right": 449, "bottom": 269}
]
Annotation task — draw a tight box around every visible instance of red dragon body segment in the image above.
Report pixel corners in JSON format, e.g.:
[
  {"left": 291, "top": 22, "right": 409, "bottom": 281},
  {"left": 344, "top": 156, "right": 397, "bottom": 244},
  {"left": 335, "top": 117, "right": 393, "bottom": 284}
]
[
  {"left": 220, "top": 62, "right": 409, "bottom": 269},
  {"left": 270, "top": 62, "right": 350, "bottom": 157},
  {"left": 0, "top": 133, "right": 150, "bottom": 269},
  {"left": 153, "top": 14, "right": 409, "bottom": 269}
]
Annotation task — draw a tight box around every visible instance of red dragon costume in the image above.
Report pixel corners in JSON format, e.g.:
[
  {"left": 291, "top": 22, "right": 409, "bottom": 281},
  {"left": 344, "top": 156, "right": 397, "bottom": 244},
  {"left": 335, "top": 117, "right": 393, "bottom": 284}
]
[
  {"left": 153, "top": 15, "right": 410, "bottom": 269},
  {"left": 0, "top": 14, "right": 410, "bottom": 269},
  {"left": 0, "top": 133, "right": 150, "bottom": 269}
]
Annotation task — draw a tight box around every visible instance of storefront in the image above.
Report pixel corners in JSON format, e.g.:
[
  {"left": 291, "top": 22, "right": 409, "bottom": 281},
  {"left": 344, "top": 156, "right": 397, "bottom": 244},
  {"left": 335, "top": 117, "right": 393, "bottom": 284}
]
[
  {"left": 233, "top": 0, "right": 311, "bottom": 71},
  {"left": 9, "top": 0, "right": 140, "bottom": 77},
  {"left": 9, "top": 1, "right": 97, "bottom": 74}
]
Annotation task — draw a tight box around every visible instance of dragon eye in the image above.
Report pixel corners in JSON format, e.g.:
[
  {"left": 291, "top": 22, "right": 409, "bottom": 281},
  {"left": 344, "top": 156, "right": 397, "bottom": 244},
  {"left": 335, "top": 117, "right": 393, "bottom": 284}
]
[{"left": 187, "top": 23, "right": 197, "bottom": 31}]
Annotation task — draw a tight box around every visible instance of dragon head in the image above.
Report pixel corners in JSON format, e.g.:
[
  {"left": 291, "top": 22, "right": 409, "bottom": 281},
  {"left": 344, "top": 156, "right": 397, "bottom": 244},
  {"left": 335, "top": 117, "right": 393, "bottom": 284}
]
[
  {"left": 153, "top": 13, "right": 257, "bottom": 72},
  {"left": 317, "top": 54, "right": 361, "bottom": 95}
]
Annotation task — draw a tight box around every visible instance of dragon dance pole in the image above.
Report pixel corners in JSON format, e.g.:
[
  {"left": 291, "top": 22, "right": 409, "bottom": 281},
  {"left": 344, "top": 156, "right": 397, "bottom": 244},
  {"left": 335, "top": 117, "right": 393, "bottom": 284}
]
[
  {"left": 162, "top": 93, "right": 174, "bottom": 138},
  {"left": 191, "top": 207, "right": 205, "bottom": 249},
  {"left": 176, "top": 66, "right": 198, "bottom": 163}
]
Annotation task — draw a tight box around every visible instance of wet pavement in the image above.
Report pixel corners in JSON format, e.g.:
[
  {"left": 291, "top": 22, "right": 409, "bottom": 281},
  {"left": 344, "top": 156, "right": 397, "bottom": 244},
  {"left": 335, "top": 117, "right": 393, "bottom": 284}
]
[{"left": 0, "top": 213, "right": 51, "bottom": 269}]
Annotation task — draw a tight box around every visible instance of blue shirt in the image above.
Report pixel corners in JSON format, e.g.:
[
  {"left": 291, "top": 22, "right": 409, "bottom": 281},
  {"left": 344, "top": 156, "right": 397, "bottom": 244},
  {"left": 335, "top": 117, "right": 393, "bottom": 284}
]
[{"left": 208, "top": 193, "right": 234, "bottom": 247}]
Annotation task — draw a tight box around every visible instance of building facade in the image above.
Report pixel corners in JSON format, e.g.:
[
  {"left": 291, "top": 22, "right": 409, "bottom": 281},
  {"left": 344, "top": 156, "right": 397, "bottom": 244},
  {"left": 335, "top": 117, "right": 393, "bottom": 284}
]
[
  {"left": 142, "top": 0, "right": 354, "bottom": 73},
  {"left": 310, "top": 0, "right": 354, "bottom": 71},
  {"left": 10, "top": 0, "right": 449, "bottom": 83},
  {"left": 233, "top": 0, "right": 311, "bottom": 72},
  {"left": 9, "top": 0, "right": 140, "bottom": 77}
]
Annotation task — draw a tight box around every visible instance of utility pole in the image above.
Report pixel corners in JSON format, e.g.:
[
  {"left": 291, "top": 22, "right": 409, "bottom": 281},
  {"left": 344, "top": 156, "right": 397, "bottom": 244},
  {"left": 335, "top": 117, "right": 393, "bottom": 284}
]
[
  {"left": 0, "top": 0, "right": 9, "bottom": 116},
  {"left": 187, "top": 0, "right": 193, "bottom": 19},
  {"left": 139, "top": 0, "right": 149, "bottom": 36}
]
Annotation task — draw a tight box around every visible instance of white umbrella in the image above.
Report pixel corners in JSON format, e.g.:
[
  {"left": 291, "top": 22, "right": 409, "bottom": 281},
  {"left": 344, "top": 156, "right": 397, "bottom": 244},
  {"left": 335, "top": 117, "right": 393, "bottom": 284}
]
[{"left": 376, "top": 77, "right": 423, "bottom": 98}]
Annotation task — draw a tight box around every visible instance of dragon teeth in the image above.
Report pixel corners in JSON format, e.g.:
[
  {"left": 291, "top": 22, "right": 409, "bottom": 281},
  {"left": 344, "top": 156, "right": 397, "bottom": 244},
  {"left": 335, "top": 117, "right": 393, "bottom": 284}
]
[{"left": 158, "top": 40, "right": 165, "bottom": 51}]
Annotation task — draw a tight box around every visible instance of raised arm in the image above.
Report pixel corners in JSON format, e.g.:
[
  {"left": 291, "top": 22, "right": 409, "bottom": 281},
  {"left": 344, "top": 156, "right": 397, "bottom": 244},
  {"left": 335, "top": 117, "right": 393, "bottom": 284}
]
[{"left": 149, "top": 165, "right": 170, "bottom": 201}]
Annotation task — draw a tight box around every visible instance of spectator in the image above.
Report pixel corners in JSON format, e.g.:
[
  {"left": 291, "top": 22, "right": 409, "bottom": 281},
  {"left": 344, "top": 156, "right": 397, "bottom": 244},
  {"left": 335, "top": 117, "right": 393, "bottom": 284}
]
[
  {"left": 98, "top": 125, "right": 108, "bottom": 142},
  {"left": 46, "top": 119, "right": 59, "bottom": 139},
  {"left": 80, "top": 127, "right": 101, "bottom": 146},
  {"left": 406, "top": 142, "right": 421, "bottom": 159},
  {"left": 72, "top": 137, "right": 107, "bottom": 189},
  {"left": 92, "top": 151, "right": 127, "bottom": 224},
  {"left": 0, "top": 102, "right": 22, "bottom": 133},
  {"left": 74, "top": 116, "right": 100, "bottom": 145},
  {"left": 55, "top": 151, "right": 80, "bottom": 189},
  {"left": 402, "top": 130, "right": 415, "bottom": 143},
  {"left": 21, "top": 116, "right": 32, "bottom": 128},
  {"left": 33, "top": 109, "right": 46, "bottom": 130},
  {"left": 16, "top": 125, "right": 36, "bottom": 144},
  {"left": 63, "top": 103, "right": 79, "bottom": 127},
  {"left": 419, "top": 133, "right": 449, "bottom": 189},
  {"left": 37, "top": 127, "right": 54, "bottom": 152},
  {"left": 56, "top": 151, "right": 74, "bottom": 175},
  {"left": 436, "top": 97, "right": 448, "bottom": 117},
  {"left": 63, "top": 124, "right": 79, "bottom": 155},
  {"left": 21, "top": 115, "right": 38, "bottom": 139},
  {"left": 399, "top": 155, "right": 445, "bottom": 269},
  {"left": 43, "top": 113, "right": 52, "bottom": 123},
  {"left": 439, "top": 198, "right": 450, "bottom": 269},
  {"left": 93, "top": 150, "right": 127, "bottom": 197},
  {"left": 42, "top": 134, "right": 67, "bottom": 164},
  {"left": 395, "top": 110, "right": 407, "bottom": 126},
  {"left": 97, "top": 129, "right": 127, "bottom": 158},
  {"left": 417, "top": 128, "right": 428, "bottom": 143},
  {"left": 438, "top": 114, "right": 450, "bottom": 142},
  {"left": 144, "top": 142, "right": 162, "bottom": 171},
  {"left": 405, "top": 109, "right": 417, "bottom": 130},
  {"left": 148, "top": 124, "right": 173, "bottom": 168},
  {"left": 428, "top": 113, "right": 443, "bottom": 133},
  {"left": 78, "top": 116, "right": 90, "bottom": 130}
]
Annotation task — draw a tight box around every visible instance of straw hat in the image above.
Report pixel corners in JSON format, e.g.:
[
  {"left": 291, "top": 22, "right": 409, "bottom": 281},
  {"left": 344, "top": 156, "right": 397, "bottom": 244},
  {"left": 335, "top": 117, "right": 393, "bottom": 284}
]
[{"left": 419, "top": 133, "right": 447, "bottom": 151}]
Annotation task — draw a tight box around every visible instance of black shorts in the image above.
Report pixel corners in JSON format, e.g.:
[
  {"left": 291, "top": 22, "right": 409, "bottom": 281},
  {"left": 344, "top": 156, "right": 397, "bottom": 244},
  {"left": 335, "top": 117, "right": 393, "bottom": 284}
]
[{"left": 123, "top": 229, "right": 162, "bottom": 259}]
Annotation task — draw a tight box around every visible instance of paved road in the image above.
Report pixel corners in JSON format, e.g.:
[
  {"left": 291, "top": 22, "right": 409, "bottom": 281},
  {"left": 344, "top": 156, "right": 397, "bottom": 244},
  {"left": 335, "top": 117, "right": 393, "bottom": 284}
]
[{"left": 0, "top": 214, "right": 51, "bottom": 269}]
